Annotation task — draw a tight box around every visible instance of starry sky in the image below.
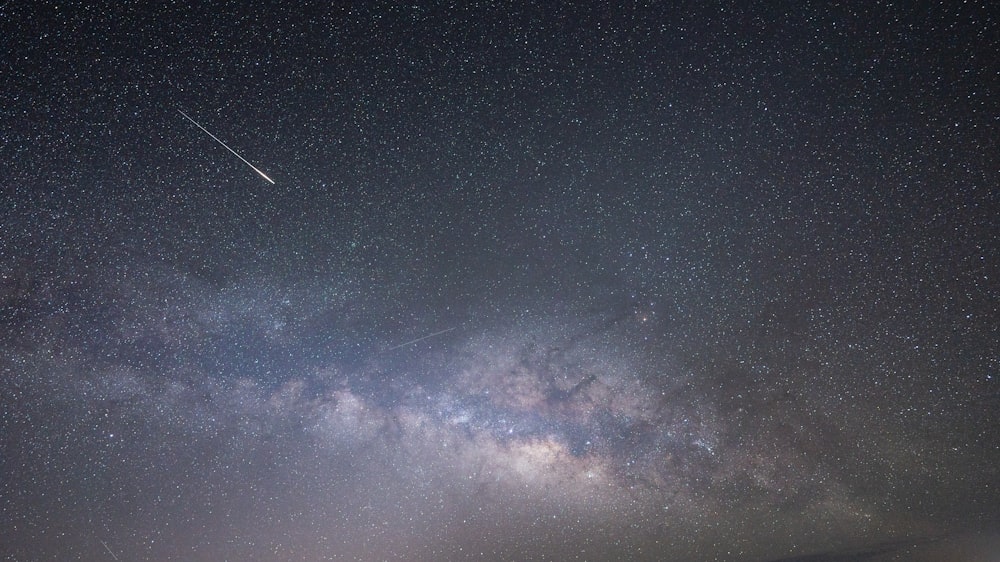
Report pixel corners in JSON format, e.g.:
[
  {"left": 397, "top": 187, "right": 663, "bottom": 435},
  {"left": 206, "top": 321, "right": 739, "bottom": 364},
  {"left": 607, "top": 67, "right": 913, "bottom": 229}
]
[{"left": 2, "top": 2, "right": 999, "bottom": 561}]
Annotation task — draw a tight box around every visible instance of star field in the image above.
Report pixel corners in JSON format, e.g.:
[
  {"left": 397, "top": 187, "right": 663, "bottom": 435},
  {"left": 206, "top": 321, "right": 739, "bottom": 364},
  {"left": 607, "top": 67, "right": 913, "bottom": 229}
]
[{"left": 2, "top": 2, "right": 999, "bottom": 561}]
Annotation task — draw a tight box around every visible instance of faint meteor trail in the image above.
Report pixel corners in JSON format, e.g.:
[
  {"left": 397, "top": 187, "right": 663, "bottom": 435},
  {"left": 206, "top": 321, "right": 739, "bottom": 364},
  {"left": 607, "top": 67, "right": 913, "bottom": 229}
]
[
  {"left": 100, "top": 540, "right": 120, "bottom": 561},
  {"left": 388, "top": 327, "right": 456, "bottom": 351},
  {"left": 177, "top": 109, "right": 275, "bottom": 184}
]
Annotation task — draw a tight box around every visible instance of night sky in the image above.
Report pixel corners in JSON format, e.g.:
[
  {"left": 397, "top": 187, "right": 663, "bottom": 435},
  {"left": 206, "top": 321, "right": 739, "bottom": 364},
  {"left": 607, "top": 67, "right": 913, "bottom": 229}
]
[{"left": 2, "top": 2, "right": 999, "bottom": 561}]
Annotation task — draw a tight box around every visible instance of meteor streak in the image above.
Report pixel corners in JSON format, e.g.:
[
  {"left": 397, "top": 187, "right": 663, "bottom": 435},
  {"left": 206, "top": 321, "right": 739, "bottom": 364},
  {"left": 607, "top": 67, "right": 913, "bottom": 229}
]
[
  {"left": 388, "top": 327, "right": 457, "bottom": 351},
  {"left": 177, "top": 109, "right": 275, "bottom": 184},
  {"left": 100, "top": 540, "right": 120, "bottom": 561}
]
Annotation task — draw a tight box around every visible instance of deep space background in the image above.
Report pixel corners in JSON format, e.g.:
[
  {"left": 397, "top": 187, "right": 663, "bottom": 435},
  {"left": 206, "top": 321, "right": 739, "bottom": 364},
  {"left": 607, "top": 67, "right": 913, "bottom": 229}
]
[{"left": 2, "top": 2, "right": 999, "bottom": 561}]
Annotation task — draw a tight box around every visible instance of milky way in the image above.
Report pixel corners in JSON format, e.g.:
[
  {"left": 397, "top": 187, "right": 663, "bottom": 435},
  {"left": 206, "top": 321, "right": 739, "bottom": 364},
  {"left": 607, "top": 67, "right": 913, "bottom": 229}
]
[
  {"left": 2, "top": 2, "right": 999, "bottom": 561},
  {"left": 4, "top": 263, "right": 993, "bottom": 560}
]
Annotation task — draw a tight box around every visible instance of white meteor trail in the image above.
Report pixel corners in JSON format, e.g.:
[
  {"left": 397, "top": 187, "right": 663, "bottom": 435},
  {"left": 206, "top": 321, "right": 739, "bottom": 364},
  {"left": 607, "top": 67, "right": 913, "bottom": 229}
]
[
  {"left": 388, "top": 327, "right": 457, "bottom": 351},
  {"left": 100, "top": 540, "right": 120, "bottom": 561},
  {"left": 177, "top": 109, "right": 275, "bottom": 184}
]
